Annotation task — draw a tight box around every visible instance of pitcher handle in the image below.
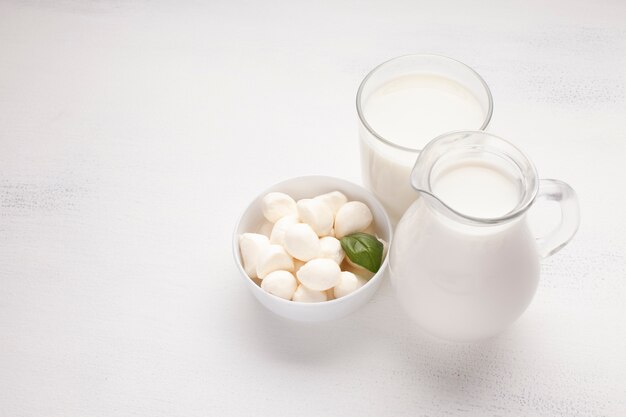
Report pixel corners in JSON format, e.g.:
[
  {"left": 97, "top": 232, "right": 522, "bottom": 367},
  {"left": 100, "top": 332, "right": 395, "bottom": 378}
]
[{"left": 533, "top": 179, "right": 580, "bottom": 258}]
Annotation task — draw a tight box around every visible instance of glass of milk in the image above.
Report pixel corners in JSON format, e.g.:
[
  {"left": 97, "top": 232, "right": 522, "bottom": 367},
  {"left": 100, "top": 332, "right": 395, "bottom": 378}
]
[{"left": 356, "top": 54, "right": 493, "bottom": 222}]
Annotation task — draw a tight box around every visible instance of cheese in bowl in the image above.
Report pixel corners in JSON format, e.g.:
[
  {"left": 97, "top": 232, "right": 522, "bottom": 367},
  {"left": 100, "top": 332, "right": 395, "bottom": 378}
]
[{"left": 240, "top": 190, "right": 387, "bottom": 302}]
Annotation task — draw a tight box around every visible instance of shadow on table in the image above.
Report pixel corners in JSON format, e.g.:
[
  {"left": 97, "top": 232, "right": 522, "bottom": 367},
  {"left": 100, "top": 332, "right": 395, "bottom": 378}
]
[
  {"left": 234, "top": 298, "right": 368, "bottom": 366},
  {"left": 233, "top": 278, "right": 524, "bottom": 389}
]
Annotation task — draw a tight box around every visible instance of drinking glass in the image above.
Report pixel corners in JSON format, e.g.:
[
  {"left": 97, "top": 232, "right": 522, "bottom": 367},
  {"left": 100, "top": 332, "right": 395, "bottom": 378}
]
[{"left": 356, "top": 54, "right": 493, "bottom": 222}]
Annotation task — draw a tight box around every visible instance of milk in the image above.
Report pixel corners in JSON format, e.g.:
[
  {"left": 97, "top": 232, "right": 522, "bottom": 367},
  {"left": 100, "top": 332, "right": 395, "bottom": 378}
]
[
  {"left": 388, "top": 126, "right": 579, "bottom": 340},
  {"left": 359, "top": 73, "right": 487, "bottom": 222},
  {"left": 390, "top": 195, "right": 540, "bottom": 340},
  {"left": 390, "top": 153, "right": 541, "bottom": 340},
  {"left": 432, "top": 159, "right": 520, "bottom": 218},
  {"left": 363, "top": 74, "right": 486, "bottom": 149}
]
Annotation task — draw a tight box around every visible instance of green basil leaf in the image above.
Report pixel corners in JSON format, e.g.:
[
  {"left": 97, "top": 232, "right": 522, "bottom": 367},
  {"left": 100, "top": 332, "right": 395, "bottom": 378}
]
[{"left": 340, "top": 232, "right": 383, "bottom": 274}]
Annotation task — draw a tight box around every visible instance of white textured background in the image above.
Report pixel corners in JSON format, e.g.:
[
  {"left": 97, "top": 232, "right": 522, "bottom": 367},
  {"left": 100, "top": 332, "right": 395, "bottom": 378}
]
[{"left": 1, "top": 1, "right": 625, "bottom": 416}]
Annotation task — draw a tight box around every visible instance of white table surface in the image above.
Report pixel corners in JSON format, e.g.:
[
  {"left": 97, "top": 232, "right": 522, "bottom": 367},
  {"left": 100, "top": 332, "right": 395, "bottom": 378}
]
[{"left": 1, "top": 1, "right": 625, "bottom": 416}]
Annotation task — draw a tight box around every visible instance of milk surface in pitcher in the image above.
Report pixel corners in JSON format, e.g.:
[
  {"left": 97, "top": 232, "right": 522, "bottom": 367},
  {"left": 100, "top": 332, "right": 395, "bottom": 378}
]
[
  {"left": 359, "top": 74, "right": 486, "bottom": 221},
  {"left": 431, "top": 158, "right": 520, "bottom": 218}
]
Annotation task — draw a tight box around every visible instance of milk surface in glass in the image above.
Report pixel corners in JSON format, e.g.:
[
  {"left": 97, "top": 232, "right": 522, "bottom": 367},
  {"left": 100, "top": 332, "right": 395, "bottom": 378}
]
[{"left": 360, "top": 73, "right": 486, "bottom": 222}]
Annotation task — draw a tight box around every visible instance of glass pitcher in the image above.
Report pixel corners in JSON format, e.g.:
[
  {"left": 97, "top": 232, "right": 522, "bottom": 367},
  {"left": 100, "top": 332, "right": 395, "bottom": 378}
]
[{"left": 389, "top": 131, "right": 580, "bottom": 341}]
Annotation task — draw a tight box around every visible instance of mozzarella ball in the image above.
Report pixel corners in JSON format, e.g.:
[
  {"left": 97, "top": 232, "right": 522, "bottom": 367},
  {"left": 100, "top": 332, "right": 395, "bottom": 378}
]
[
  {"left": 356, "top": 275, "right": 369, "bottom": 288},
  {"left": 293, "top": 259, "right": 306, "bottom": 274},
  {"left": 239, "top": 233, "right": 270, "bottom": 278},
  {"left": 269, "top": 215, "right": 298, "bottom": 245},
  {"left": 342, "top": 258, "right": 376, "bottom": 281},
  {"left": 297, "top": 198, "right": 334, "bottom": 237},
  {"left": 261, "top": 270, "right": 298, "bottom": 300},
  {"left": 314, "top": 191, "right": 348, "bottom": 214},
  {"left": 334, "top": 201, "right": 373, "bottom": 238},
  {"left": 262, "top": 192, "right": 297, "bottom": 223},
  {"left": 362, "top": 224, "right": 377, "bottom": 236},
  {"left": 333, "top": 271, "right": 361, "bottom": 299},
  {"left": 283, "top": 223, "right": 320, "bottom": 261},
  {"left": 257, "top": 221, "right": 273, "bottom": 238},
  {"left": 318, "top": 236, "right": 344, "bottom": 264},
  {"left": 296, "top": 258, "right": 341, "bottom": 291},
  {"left": 292, "top": 285, "right": 328, "bottom": 303},
  {"left": 256, "top": 245, "right": 294, "bottom": 279}
]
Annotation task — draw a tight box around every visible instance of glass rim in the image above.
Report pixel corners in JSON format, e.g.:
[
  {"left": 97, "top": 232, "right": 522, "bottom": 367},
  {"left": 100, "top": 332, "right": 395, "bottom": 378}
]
[
  {"left": 355, "top": 53, "right": 494, "bottom": 153},
  {"left": 412, "top": 130, "right": 539, "bottom": 225}
]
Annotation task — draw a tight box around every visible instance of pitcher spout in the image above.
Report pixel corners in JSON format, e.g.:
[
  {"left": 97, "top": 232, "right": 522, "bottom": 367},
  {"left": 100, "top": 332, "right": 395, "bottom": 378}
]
[{"left": 409, "top": 130, "right": 539, "bottom": 226}]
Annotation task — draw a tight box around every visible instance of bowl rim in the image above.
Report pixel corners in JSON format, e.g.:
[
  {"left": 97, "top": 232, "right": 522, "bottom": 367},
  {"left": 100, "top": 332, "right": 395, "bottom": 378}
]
[{"left": 231, "top": 175, "right": 393, "bottom": 307}]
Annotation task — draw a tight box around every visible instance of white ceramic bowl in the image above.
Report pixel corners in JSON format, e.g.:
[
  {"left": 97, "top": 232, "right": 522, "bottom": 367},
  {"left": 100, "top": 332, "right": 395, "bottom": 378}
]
[{"left": 232, "top": 176, "right": 393, "bottom": 322}]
